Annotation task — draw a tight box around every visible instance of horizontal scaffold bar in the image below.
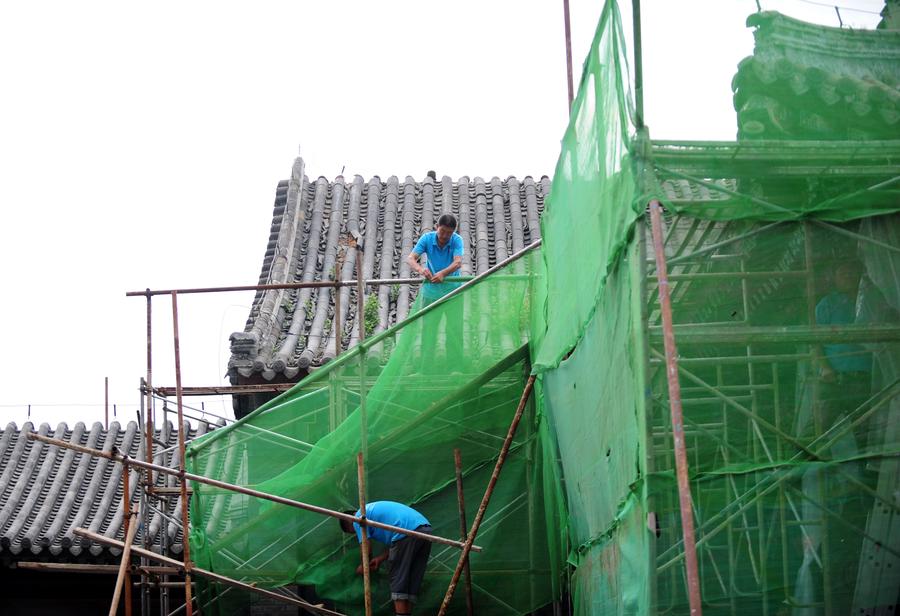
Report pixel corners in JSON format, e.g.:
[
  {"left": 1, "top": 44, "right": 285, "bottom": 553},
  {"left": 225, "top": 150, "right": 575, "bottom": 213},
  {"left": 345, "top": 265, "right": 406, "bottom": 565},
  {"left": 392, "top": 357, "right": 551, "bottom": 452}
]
[
  {"left": 26, "top": 432, "right": 482, "bottom": 553},
  {"left": 73, "top": 528, "right": 345, "bottom": 616},
  {"left": 649, "top": 323, "right": 900, "bottom": 345}
]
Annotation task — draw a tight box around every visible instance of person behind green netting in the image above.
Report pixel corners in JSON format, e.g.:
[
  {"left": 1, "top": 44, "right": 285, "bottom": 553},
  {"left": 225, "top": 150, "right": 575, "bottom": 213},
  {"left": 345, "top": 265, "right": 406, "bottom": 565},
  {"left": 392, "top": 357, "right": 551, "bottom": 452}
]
[
  {"left": 339, "top": 501, "right": 433, "bottom": 616},
  {"left": 406, "top": 213, "right": 464, "bottom": 370},
  {"left": 815, "top": 259, "right": 873, "bottom": 426}
]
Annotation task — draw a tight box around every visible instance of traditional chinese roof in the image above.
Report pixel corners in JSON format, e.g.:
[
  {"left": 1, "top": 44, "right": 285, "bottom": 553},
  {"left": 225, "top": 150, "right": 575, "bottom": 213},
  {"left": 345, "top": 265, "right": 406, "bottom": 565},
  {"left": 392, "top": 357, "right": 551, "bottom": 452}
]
[
  {"left": 0, "top": 419, "right": 219, "bottom": 563},
  {"left": 228, "top": 158, "right": 549, "bottom": 381},
  {"left": 733, "top": 11, "right": 900, "bottom": 140}
]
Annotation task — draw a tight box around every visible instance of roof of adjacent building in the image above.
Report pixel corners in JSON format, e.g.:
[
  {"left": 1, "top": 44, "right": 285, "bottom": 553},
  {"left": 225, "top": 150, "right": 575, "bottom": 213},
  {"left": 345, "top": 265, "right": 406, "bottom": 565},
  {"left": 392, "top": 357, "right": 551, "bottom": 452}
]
[
  {"left": 0, "top": 419, "right": 219, "bottom": 563},
  {"left": 733, "top": 11, "right": 900, "bottom": 140},
  {"left": 228, "top": 159, "right": 550, "bottom": 381}
]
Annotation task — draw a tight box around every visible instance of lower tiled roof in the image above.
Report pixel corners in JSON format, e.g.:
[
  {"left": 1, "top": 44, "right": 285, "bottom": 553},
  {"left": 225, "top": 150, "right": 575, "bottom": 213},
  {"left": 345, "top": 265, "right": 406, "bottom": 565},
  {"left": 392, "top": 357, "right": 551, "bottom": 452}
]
[{"left": 0, "top": 420, "right": 219, "bottom": 562}]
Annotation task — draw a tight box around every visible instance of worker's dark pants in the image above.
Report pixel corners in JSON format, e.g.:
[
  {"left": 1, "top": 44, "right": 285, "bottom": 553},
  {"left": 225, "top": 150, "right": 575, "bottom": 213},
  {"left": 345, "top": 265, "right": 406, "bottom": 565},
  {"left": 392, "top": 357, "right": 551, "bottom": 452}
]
[
  {"left": 420, "top": 293, "right": 463, "bottom": 373},
  {"left": 388, "top": 525, "right": 433, "bottom": 602}
]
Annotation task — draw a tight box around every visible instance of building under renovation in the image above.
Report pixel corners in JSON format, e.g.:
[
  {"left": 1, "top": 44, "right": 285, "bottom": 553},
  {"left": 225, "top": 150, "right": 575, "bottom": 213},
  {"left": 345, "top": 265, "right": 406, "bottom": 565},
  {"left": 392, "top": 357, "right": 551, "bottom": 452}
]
[{"left": 1, "top": 1, "right": 898, "bottom": 615}]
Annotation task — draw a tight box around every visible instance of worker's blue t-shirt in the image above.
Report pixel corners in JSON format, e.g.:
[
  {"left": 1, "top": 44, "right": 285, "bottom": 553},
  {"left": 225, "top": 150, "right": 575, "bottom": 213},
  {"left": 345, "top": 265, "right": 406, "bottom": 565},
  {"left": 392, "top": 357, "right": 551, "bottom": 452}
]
[
  {"left": 413, "top": 231, "right": 464, "bottom": 301},
  {"left": 815, "top": 291, "right": 872, "bottom": 373},
  {"left": 353, "top": 501, "right": 430, "bottom": 546}
]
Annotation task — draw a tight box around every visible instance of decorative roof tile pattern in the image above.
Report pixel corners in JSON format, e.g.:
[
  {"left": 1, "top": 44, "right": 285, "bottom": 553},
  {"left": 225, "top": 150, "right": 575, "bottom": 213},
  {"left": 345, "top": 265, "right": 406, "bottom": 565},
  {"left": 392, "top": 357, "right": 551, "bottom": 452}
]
[
  {"left": 733, "top": 11, "right": 900, "bottom": 140},
  {"left": 228, "top": 158, "right": 550, "bottom": 381},
  {"left": 0, "top": 420, "right": 218, "bottom": 561}
]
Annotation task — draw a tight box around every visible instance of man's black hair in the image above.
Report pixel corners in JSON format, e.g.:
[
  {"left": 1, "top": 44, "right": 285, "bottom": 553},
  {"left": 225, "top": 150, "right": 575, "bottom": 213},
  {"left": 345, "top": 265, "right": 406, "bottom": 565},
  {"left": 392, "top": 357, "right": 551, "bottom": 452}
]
[
  {"left": 437, "top": 213, "right": 457, "bottom": 230},
  {"left": 339, "top": 510, "right": 357, "bottom": 534}
]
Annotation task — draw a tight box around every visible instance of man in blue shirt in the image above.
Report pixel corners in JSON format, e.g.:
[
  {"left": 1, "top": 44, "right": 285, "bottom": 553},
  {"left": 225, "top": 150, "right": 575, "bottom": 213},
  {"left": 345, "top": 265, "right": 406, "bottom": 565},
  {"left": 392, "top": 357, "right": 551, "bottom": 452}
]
[
  {"left": 406, "top": 214, "right": 465, "bottom": 370},
  {"left": 406, "top": 213, "right": 464, "bottom": 303},
  {"left": 340, "top": 501, "right": 433, "bottom": 615},
  {"left": 816, "top": 260, "right": 872, "bottom": 396}
]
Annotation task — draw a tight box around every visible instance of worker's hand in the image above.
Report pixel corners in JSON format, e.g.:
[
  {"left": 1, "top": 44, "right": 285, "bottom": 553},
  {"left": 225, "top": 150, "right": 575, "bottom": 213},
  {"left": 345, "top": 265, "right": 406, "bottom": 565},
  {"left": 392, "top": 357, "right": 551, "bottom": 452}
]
[
  {"left": 355, "top": 557, "right": 384, "bottom": 575},
  {"left": 422, "top": 268, "right": 434, "bottom": 282},
  {"left": 431, "top": 271, "right": 445, "bottom": 284}
]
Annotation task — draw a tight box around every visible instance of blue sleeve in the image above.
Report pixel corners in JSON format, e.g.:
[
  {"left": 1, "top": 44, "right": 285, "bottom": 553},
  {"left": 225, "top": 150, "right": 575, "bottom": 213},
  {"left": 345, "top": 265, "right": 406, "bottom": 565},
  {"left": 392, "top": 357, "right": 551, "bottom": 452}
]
[
  {"left": 815, "top": 297, "right": 829, "bottom": 326},
  {"left": 452, "top": 234, "right": 464, "bottom": 257},
  {"left": 354, "top": 524, "right": 363, "bottom": 544},
  {"left": 413, "top": 234, "right": 429, "bottom": 256}
]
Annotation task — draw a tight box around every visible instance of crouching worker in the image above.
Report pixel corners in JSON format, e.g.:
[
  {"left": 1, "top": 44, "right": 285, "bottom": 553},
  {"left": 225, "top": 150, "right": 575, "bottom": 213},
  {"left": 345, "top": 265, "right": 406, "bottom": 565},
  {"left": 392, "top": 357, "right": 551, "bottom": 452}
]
[{"left": 340, "top": 501, "right": 433, "bottom": 616}]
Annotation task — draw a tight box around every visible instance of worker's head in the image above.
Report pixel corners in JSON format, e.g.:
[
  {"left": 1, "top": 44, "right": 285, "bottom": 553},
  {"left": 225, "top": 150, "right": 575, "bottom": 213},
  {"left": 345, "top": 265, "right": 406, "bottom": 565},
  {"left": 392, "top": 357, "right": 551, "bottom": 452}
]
[
  {"left": 339, "top": 510, "right": 356, "bottom": 534},
  {"left": 834, "top": 260, "right": 863, "bottom": 295},
  {"left": 435, "top": 213, "right": 457, "bottom": 247}
]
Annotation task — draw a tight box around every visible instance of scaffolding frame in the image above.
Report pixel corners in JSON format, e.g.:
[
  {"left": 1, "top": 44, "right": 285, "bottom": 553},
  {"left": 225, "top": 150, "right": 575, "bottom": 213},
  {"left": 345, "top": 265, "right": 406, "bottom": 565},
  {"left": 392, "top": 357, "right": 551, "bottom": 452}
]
[
  {"left": 641, "top": 206, "right": 900, "bottom": 615},
  {"left": 22, "top": 239, "right": 544, "bottom": 616}
]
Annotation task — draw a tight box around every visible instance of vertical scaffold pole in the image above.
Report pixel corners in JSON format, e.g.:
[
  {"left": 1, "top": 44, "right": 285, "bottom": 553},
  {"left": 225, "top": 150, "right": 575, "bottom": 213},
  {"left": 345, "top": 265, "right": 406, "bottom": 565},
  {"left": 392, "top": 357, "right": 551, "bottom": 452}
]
[
  {"left": 453, "top": 449, "right": 475, "bottom": 616},
  {"left": 356, "top": 244, "right": 365, "bottom": 343},
  {"left": 437, "top": 374, "right": 536, "bottom": 616},
  {"left": 356, "top": 453, "right": 373, "bottom": 616},
  {"left": 649, "top": 200, "right": 703, "bottom": 616},
  {"left": 109, "top": 462, "right": 138, "bottom": 616},
  {"left": 171, "top": 291, "right": 194, "bottom": 616},
  {"left": 143, "top": 289, "right": 154, "bottom": 616},
  {"left": 562, "top": 0, "right": 574, "bottom": 111}
]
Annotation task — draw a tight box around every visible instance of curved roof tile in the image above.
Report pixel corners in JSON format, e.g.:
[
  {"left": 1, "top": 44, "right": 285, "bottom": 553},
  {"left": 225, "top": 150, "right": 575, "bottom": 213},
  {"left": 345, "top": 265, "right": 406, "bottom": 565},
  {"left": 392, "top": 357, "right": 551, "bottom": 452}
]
[{"left": 0, "top": 420, "right": 220, "bottom": 561}]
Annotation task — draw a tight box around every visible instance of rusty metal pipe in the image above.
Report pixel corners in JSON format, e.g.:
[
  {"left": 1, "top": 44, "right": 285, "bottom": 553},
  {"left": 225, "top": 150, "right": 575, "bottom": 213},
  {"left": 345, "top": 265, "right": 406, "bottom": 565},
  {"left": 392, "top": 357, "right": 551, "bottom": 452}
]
[
  {"left": 437, "top": 374, "right": 536, "bottom": 616},
  {"left": 357, "top": 453, "right": 372, "bottom": 616},
  {"left": 648, "top": 200, "right": 703, "bottom": 616},
  {"left": 563, "top": 0, "right": 574, "bottom": 111},
  {"left": 170, "top": 292, "right": 193, "bottom": 616},
  {"left": 26, "top": 432, "right": 481, "bottom": 553},
  {"left": 74, "top": 528, "right": 347, "bottom": 616},
  {"left": 454, "top": 448, "right": 475, "bottom": 616}
]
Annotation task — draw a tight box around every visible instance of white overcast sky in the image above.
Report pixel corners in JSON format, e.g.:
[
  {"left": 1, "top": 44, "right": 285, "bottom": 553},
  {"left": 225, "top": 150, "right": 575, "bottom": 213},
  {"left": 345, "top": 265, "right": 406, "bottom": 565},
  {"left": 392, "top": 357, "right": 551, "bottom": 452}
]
[{"left": 0, "top": 0, "right": 883, "bottom": 428}]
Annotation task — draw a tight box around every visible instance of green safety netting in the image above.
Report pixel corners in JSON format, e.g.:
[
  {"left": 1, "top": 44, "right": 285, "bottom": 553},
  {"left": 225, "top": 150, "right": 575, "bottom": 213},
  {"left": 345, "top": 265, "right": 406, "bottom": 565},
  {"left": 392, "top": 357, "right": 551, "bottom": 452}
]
[
  {"left": 531, "top": 1, "right": 900, "bottom": 615},
  {"left": 187, "top": 252, "right": 566, "bottom": 614},
  {"left": 187, "top": 0, "right": 900, "bottom": 614}
]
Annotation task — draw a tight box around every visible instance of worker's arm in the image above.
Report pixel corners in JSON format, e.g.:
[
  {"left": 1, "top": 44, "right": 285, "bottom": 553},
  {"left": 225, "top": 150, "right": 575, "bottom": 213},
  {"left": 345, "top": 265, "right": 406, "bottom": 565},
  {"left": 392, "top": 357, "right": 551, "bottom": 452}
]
[
  {"left": 407, "top": 251, "right": 433, "bottom": 281},
  {"left": 431, "top": 255, "right": 462, "bottom": 284},
  {"left": 355, "top": 551, "right": 389, "bottom": 575}
]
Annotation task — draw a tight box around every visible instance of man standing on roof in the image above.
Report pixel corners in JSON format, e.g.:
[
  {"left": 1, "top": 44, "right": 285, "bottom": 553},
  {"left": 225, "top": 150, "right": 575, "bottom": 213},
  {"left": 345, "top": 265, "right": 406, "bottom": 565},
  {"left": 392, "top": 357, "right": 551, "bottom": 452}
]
[
  {"left": 340, "top": 501, "right": 433, "bottom": 616},
  {"left": 406, "top": 214, "right": 465, "bottom": 370},
  {"left": 407, "top": 213, "right": 464, "bottom": 303}
]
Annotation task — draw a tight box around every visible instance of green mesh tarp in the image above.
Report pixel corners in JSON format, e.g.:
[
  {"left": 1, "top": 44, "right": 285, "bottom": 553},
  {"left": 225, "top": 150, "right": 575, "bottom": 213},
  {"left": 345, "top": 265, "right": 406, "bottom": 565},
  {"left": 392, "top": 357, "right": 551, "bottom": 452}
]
[
  {"left": 186, "top": 1, "right": 900, "bottom": 614},
  {"left": 531, "top": 1, "right": 900, "bottom": 615},
  {"left": 187, "top": 253, "right": 565, "bottom": 614}
]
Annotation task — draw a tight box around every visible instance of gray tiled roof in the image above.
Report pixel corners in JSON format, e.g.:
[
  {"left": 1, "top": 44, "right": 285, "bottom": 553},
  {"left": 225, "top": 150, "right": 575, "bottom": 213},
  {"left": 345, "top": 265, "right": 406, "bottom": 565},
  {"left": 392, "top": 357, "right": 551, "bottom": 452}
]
[
  {"left": 733, "top": 11, "right": 900, "bottom": 140},
  {"left": 228, "top": 158, "right": 550, "bottom": 381},
  {"left": 0, "top": 419, "right": 218, "bottom": 561}
]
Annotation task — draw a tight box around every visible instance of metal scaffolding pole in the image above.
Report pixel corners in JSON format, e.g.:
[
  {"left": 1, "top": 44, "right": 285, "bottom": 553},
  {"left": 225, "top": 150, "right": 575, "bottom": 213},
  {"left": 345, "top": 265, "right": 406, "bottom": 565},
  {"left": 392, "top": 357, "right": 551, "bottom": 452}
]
[
  {"left": 25, "top": 432, "right": 481, "bottom": 554},
  {"left": 649, "top": 200, "right": 703, "bottom": 616},
  {"left": 74, "top": 528, "right": 347, "bottom": 616},
  {"left": 170, "top": 292, "right": 194, "bottom": 616}
]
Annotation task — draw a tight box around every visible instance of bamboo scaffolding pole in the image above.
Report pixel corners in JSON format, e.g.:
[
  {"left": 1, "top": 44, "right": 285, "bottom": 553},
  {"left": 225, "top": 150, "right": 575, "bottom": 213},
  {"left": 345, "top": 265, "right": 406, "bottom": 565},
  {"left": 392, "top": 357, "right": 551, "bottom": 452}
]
[
  {"left": 25, "top": 432, "right": 481, "bottom": 553},
  {"left": 144, "top": 288, "right": 155, "bottom": 616},
  {"left": 125, "top": 251, "right": 537, "bottom": 299},
  {"left": 152, "top": 384, "right": 295, "bottom": 396},
  {"left": 73, "top": 528, "right": 346, "bottom": 616},
  {"left": 170, "top": 292, "right": 194, "bottom": 616},
  {"left": 649, "top": 200, "right": 703, "bottom": 616},
  {"left": 454, "top": 448, "right": 475, "bottom": 616},
  {"left": 110, "top": 503, "right": 139, "bottom": 616},
  {"left": 357, "top": 452, "right": 373, "bottom": 616},
  {"left": 436, "top": 374, "right": 536, "bottom": 616},
  {"left": 126, "top": 277, "right": 471, "bottom": 297},
  {"left": 648, "top": 322, "right": 900, "bottom": 345},
  {"left": 16, "top": 562, "right": 123, "bottom": 574},
  {"left": 356, "top": 245, "right": 365, "bottom": 343}
]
